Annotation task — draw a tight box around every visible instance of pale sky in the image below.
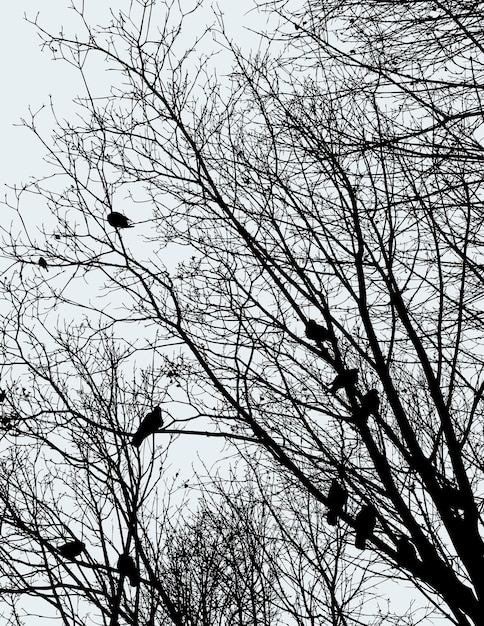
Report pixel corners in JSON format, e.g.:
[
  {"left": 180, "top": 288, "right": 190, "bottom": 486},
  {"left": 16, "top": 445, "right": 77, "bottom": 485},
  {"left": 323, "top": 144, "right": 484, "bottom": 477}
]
[
  {"left": 0, "top": 1, "right": 263, "bottom": 191},
  {"left": 1, "top": 2, "right": 79, "bottom": 189}
]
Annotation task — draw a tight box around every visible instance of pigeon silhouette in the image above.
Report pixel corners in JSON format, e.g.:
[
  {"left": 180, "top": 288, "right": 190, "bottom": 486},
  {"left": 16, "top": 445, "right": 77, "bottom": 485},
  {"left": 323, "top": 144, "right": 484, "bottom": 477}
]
[
  {"left": 356, "top": 389, "right": 379, "bottom": 420},
  {"left": 58, "top": 540, "right": 85, "bottom": 559},
  {"left": 330, "top": 369, "right": 358, "bottom": 392},
  {"left": 38, "top": 257, "right": 48, "bottom": 271},
  {"left": 117, "top": 553, "right": 139, "bottom": 587},
  {"left": 107, "top": 212, "right": 133, "bottom": 229},
  {"left": 396, "top": 536, "right": 417, "bottom": 563},
  {"left": 326, "top": 479, "right": 348, "bottom": 525},
  {"left": 305, "top": 319, "right": 330, "bottom": 343},
  {"left": 131, "top": 406, "right": 163, "bottom": 447},
  {"left": 354, "top": 505, "right": 377, "bottom": 549}
]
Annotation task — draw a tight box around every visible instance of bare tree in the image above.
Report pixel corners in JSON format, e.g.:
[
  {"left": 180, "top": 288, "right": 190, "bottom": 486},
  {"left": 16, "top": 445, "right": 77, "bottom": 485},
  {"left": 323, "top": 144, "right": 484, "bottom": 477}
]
[
  {"left": 0, "top": 325, "right": 287, "bottom": 626},
  {"left": 2, "top": 0, "right": 484, "bottom": 624}
]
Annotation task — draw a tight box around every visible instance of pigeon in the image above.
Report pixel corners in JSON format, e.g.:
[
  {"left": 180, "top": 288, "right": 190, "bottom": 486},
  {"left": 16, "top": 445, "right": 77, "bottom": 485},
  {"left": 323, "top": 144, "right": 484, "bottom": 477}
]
[
  {"left": 326, "top": 479, "right": 348, "bottom": 525},
  {"left": 38, "top": 257, "right": 48, "bottom": 271},
  {"left": 396, "top": 536, "right": 417, "bottom": 563},
  {"left": 356, "top": 389, "right": 379, "bottom": 420},
  {"left": 305, "top": 319, "right": 330, "bottom": 343},
  {"left": 58, "top": 540, "right": 85, "bottom": 559},
  {"left": 330, "top": 369, "right": 358, "bottom": 392},
  {"left": 131, "top": 406, "right": 163, "bottom": 448},
  {"left": 107, "top": 212, "right": 133, "bottom": 229},
  {"left": 117, "top": 553, "right": 139, "bottom": 587},
  {"left": 354, "top": 505, "right": 377, "bottom": 549}
]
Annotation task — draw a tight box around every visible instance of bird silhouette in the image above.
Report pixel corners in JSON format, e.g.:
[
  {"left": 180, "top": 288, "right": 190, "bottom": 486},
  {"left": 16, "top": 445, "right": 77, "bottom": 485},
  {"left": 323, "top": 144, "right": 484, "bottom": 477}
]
[
  {"left": 330, "top": 369, "right": 358, "bottom": 392},
  {"left": 356, "top": 389, "right": 379, "bottom": 420},
  {"left": 326, "top": 479, "right": 348, "bottom": 525},
  {"left": 305, "top": 319, "right": 330, "bottom": 343},
  {"left": 58, "top": 540, "right": 85, "bottom": 559},
  {"left": 0, "top": 390, "right": 5, "bottom": 403},
  {"left": 107, "top": 212, "right": 134, "bottom": 229},
  {"left": 354, "top": 505, "right": 377, "bottom": 549},
  {"left": 131, "top": 406, "right": 163, "bottom": 447},
  {"left": 117, "top": 553, "right": 139, "bottom": 587},
  {"left": 38, "top": 257, "right": 48, "bottom": 271},
  {"left": 396, "top": 536, "right": 417, "bottom": 563}
]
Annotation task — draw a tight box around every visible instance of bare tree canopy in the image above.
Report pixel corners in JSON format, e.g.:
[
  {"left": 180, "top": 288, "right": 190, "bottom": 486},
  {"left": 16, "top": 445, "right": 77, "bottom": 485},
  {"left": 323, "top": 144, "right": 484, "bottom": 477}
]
[{"left": 1, "top": 0, "right": 484, "bottom": 624}]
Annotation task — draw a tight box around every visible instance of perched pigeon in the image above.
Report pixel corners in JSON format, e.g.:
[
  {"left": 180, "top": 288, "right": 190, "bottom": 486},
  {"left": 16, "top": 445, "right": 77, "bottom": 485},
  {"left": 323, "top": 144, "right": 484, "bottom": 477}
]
[
  {"left": 38, "top": 257, "right": 48, "bottom": 271},
  {"left": 354, "top": 505, "right": 377, "bottom": 549},
  {"left": 117, "top": 553, "right": 139, "bottom": 587},
  {"left": 131, "top": 406, "right": 163, "bottom": 448},
  {"left": 107, "top": 212, "right": 133, "bottom": 229},
  {"left": 356, "top": 389, "right": 380, "bottom": 420},
  {"left": 330, "top": 369, "right": 358, "bottom": 392},
  {"left": 58, "top": 540, "right": 85, "bottom": 559},
  {"left": 326, "top": 479, "right": 348, "bottom": 525},
  {"left": 305, "top": 319, "right": 330, "bottom": 343},
  {"left": 396, "top": 536, "right": 417, "bottom": 563}
]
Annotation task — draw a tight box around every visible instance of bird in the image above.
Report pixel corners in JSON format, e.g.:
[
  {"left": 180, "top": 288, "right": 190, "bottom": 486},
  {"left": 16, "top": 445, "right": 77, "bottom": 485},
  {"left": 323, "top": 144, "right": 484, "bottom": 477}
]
[
  {"left": 330, "top": 368, "right": 358, "bottom": 392},
  {"left": 0, "top": 390, "right": 5, "bottom": 403},
  {"left": 131, "top": 406, "right": 163, "bottom": 447},
  {"left": 354, "top": 504, "right": 377, "bottom": 549},
  {"left": 396, "top": 536, "right": 417, "bottom": 563},
  {"left": 305, "top": 319, "right": 330, "bottom": 343},
  {"left": 117, "top": 553, "right": 139, "bottom": 587},
  {"left": 355, "top": 389, "right": 380, "bottom": 420},
  {"left": 107, "top": 212, "right": 134, "bottom": 229},
  {"left": 58, "top": 539, "right": 85, "bottom": 559},
  {"left": 326, "top": 479, "right": 348, "bottom": 525},
  {"left": 38, "top": 257, "right": 48, "bottom": 271}
]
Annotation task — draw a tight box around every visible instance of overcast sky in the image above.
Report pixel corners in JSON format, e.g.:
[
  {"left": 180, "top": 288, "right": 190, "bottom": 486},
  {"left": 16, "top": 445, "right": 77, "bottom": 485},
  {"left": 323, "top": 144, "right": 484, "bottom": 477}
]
[
  {"left": 1, "top": 2, "right": 76, "bottom": 189},
  {"left": 0, "top": 1, "right": 263, "bottom": 194}
]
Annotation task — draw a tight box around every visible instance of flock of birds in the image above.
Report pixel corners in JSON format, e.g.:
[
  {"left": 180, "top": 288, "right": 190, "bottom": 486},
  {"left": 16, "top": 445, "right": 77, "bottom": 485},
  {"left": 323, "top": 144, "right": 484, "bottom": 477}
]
[
  {"left": 45, "top": 218, "right": 410, "bottom": 578},
  {"left": 57, "top": 540, "right": 140, "bottom": 587},
  {"left": 306, "top": 319, "right": 418, "bottom": 561},
  {"left": 37, "top": 212, "right": 134, "bottom": 271},
  {"left": 325, "top": 478, "right": 417, "bottom": 561},
  {"left": 35, "top": 213, "right": 160, "bottom": 584},
  {"left": 56, "top": 404, "right": 164, "bottom": 584},
  {"left": 305, "top": 318, "right": 380, "bottom": 423}
]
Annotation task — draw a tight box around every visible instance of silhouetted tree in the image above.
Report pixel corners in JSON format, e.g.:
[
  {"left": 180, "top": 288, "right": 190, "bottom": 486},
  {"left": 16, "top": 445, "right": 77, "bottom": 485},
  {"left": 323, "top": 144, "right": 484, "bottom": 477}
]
[{"left": 3, "top": 0, "right": 484, "bottom": 624}]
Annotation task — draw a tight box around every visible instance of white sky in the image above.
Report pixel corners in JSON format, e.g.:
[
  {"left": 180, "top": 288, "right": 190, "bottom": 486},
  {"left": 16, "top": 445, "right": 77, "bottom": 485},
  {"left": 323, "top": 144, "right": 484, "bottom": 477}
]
[
  {"left": 1, "top": 2, "right": 78, "bottom": 189},
  {"left": 0, "top": 1, "right": 264, "bottom": 190}
]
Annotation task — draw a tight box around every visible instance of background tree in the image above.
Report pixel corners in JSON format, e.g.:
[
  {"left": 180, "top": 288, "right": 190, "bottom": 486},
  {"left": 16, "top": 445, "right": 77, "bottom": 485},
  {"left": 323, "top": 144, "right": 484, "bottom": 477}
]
[
  {"left": 0, "top": 324, "right": 301, "bottom": 626},
  {"left": 2, "top": 0, "right": 484, "bottom": 624}
]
